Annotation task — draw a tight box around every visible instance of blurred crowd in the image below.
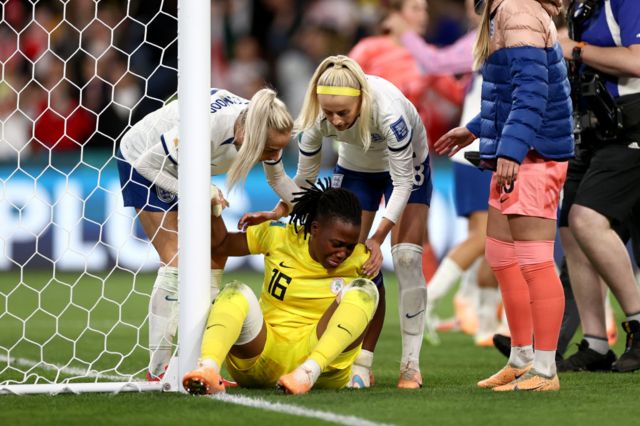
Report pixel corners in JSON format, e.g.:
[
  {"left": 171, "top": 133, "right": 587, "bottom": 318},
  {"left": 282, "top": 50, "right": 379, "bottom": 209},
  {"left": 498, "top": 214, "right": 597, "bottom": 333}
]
[{"left": 0, "top": 0, "right": 474, "bottom": 163}]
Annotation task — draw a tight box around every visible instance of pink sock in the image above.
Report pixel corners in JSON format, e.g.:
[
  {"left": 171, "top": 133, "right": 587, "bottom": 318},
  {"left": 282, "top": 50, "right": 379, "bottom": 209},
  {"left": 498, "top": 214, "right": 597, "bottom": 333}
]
[
  {"left": 485, "top": 237, "right": 533, "bottom": 347},
  {"left": 515, "top": 240, "right": 564, "bottom": 351}
]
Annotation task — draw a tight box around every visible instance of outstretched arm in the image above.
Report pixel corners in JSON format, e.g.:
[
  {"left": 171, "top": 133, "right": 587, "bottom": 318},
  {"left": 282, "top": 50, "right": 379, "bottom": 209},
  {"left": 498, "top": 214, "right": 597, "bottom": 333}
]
[{"left": 211, "top": 207, "right": 251, "bottom": 257}]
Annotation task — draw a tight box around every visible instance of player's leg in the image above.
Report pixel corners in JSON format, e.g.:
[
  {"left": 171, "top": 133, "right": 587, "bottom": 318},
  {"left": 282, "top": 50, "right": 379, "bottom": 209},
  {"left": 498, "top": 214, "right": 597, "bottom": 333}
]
[
  {"left": 138, "top": 209, "right": 179, "bottom": 380},
  {"left": 277, "top": 278, "right": 379, "bottom": 394},
  {"left": 427, "top": 162, "right": 491, "bottom": 342},
  {"left": 138, "top": 209, "right": 227, "bottom": 380},
  {"left": 183, "top": 281, "right": 266, "bottom": 394},
  {"left": 492, "top": 159, "right": 566, "bottom": 392},
  {"left": 117, "top": 152, "right": 181, "bottom": 380},
  {"left": 331, "top": 166, "right": 384, "bottom": 387},
  {"left": 391, "top": 202, "right": 428, "bottom": 389},
  {"left": 475, "top": 256, "right": 500, "bottom": 347},
  {"left": 118, "top": 151, "right": 225, "bottom": 379},
  {"left": 479, "top": 205, "right": 534, "bottom": 389}
]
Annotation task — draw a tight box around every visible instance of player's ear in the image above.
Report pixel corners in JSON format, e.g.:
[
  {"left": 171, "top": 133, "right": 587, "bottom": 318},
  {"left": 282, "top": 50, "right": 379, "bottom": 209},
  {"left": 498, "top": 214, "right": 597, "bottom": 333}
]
[{"left": 310, "top": 220, "right": 320, "bottom": 237}]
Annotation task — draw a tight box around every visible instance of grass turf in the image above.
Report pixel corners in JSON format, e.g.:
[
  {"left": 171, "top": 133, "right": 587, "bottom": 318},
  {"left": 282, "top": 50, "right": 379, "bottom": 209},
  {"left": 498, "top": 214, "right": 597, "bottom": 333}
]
[{"left": 0, "top": 269, "right": 636, "bottom": 426}]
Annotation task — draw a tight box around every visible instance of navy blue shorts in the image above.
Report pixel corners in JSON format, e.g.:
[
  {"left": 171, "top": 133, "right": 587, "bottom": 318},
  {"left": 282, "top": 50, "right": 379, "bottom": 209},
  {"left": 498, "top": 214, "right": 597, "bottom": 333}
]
[
  {"left": 117, "top": 149, "right": 178, "bottom": 212},
  {"left": 331, "top": 157, "right": 432, "bottom": 211},
  {"left": 453, "top": 161, "right": 491, "bottom": 217}
]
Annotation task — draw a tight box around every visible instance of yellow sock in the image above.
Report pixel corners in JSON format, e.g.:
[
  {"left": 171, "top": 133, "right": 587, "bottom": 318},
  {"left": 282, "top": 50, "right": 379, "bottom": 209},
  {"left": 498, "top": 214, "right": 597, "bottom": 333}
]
[
  {"left": 200, "top": 284, "right": 249, "bottom": 367},
  {"left": 309, "top": 280, "right": 378, "bottom": 370}
]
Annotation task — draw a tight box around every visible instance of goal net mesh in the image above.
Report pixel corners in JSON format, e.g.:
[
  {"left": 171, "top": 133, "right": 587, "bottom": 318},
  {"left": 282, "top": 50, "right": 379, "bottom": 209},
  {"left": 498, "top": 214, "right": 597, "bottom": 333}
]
[{"left": 0, "top": 0, "right": 178, "bottom": 387}]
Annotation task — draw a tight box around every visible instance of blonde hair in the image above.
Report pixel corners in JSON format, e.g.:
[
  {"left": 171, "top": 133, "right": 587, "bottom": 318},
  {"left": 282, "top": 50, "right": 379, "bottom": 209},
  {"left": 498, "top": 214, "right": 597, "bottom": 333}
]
[
  {"left": 226, "top": 88, "right": 293, "bottom": 189},
  {"left": 296, "top": 55, "right": 373, "bottom": 151},
  {"left": 472, "top": 0, "right": 493, "bottom": 70}
]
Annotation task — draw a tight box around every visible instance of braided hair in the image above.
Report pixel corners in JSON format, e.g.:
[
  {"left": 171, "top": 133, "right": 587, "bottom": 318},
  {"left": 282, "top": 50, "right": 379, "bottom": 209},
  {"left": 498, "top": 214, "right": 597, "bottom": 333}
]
[{"left": 289, "top": 178, "right": 362, "bottom": 238}]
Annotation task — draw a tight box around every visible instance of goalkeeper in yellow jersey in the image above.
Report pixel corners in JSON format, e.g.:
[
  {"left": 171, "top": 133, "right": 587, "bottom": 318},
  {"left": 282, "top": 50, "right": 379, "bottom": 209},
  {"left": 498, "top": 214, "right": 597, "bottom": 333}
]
[{"left": 183, "top": 180, "right": 380, "bottom": 395}]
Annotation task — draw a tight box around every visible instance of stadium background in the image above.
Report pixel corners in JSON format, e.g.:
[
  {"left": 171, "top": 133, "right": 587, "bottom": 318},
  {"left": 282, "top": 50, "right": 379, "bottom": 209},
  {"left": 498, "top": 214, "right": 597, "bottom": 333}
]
[{"left": 0, "top": 0, "right": 483, "bottom": 273}]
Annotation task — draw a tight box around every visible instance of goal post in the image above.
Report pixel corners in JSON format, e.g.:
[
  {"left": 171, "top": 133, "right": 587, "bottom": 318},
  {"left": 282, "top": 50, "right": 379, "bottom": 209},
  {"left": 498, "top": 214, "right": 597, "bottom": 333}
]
[
  {"left": 0, "top": 0, "right": 210, "bottom": 395},
  {"left": 176, "top": 0, "right": 211, "bottom": 392}
]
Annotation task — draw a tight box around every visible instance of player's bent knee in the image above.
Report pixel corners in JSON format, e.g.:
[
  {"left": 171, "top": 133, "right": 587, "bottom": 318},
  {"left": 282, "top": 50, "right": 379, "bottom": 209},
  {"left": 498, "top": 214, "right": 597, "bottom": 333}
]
[
  {"left": 339, "top": 278, "right": 379, "bottom": 317},
  {"left": 215, "top": 281, "right": 263, "bottom": 345},
  {"left": 217, "top": 281, "right": 255, "bottom": 303},
  {"left": 391, "top": 243, "right": 423, "bottom": 270}
]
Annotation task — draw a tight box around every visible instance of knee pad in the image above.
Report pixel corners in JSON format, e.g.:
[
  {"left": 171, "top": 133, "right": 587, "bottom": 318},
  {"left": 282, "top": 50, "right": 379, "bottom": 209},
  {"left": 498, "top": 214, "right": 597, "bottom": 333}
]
[
  {"left": 339, "top": 278, "right": 379, "bottom": 323},
  {"left": 216, "top": 281, "right": 263, "bottom": 345},
  {"left": 391, "top": 243, "right": 425, "bottom": 289},
  {"left": 485, "top": 237, "right": 517, "bottom": 270},
  {"left": 391, "top": 243, "right": 423, "bottom": 272},
  {"left": 513, "top": 240, "right": 555, "bottom": 266}
]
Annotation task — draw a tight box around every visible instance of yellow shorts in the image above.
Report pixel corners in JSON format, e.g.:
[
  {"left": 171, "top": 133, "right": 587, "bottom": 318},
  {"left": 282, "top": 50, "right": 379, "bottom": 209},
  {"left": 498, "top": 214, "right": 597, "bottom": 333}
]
[{"left": 225, "top": 323, "right": 360, "bottom": 389}]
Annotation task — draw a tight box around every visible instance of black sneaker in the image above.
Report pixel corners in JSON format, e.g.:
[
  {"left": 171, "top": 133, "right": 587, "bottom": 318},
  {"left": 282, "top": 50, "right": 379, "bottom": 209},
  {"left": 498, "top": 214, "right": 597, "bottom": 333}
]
[
  {"left": 558, "top": 339, "right": 616, "bottom": 372},
  {"left": 492, "top": 334, "right": 511, "bottom": 358},
  {"left": 612, "top": 320, "right": 640, "bottom": 373}
]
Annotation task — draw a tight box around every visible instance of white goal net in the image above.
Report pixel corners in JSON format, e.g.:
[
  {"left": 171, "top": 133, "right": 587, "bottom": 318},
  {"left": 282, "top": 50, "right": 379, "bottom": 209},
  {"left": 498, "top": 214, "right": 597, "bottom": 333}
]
[{"left": 0, "top": 0, "right": 188, "bottom": 394}]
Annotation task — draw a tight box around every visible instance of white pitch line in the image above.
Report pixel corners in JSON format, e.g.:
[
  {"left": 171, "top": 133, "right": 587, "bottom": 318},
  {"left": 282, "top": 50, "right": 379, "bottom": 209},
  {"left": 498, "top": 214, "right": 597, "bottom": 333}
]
[
  {"left": 2, "top": 355, "right": 395, "bottom": 426},
  {"left": 211, "top": 393, "right": 396, "bottom": 426},
  {"left": 0, "top": 355, "right": 138, "bottom": 382}
]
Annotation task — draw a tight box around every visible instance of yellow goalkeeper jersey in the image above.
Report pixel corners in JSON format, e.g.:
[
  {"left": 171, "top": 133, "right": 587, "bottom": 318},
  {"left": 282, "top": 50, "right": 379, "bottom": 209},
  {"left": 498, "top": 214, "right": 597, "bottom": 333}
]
[{"left": 246, "top": 220, "right": 370, "bottom": 342}]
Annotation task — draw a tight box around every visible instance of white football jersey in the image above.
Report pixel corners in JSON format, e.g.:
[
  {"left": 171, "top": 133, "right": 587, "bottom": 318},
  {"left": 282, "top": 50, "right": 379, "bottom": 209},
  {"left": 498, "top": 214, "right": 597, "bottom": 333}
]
[
  {"left": 294, "top": 75, "right": 429, "bottom": 223},
  {"left": 120, "top": 89, "right": 249, "bottom": 193}
]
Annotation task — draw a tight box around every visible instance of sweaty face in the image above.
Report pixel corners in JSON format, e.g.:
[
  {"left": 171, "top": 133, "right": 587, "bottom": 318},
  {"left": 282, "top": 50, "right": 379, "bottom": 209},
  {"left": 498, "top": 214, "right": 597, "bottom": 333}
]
[
  {"left": 318, "top": 94, "right": 361, "bottom": 132},
  {"left": 308, "top": 217, "right": 361, "bottom": 270},
  {"left": 401, "top": 0, "right": 428, "bottom": 35}
]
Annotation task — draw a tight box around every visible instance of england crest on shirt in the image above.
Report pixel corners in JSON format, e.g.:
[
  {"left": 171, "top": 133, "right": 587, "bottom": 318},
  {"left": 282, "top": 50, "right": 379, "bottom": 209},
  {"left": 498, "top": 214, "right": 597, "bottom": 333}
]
[{"left": 156, "top": 186, "right": 177, "bottom": 203}]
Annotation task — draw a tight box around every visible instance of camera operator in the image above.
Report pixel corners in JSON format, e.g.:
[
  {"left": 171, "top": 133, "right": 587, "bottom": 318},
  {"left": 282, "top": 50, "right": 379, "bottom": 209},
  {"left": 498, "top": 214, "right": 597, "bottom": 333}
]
[{"left": 558, "top": 0, "right": 640, "bottom": 372}]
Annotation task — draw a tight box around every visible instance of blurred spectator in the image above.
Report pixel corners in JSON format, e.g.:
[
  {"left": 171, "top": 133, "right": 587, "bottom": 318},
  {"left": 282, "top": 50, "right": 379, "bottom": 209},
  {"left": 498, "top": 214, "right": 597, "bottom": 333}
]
[
  {"left": 0, "top": 83, "right": 30, "bottom": 161},
  {"left": 228, "top": 36, "right": 269, "bottom": 99},
  {"left": 33, "top": 80, "right": 95, "bottom": 152},
  {"left": 0, "top": 0, "right": 480, "bottom": 162},
  {"left": 350, "top": 0, "right": 469, "bottom": 143}
]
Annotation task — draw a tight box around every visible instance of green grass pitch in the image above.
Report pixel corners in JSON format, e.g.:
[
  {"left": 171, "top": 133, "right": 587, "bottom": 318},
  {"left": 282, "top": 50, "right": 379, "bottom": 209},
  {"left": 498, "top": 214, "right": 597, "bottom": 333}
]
[{"left": 0, "top": 269, "right": 637, "bottom": 426}]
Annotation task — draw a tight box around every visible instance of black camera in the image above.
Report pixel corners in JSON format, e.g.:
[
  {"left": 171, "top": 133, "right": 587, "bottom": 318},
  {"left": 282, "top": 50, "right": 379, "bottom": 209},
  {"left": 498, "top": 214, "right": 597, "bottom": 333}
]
[{"left": 572, "top": 71, "right": 624, "bottom": 143}]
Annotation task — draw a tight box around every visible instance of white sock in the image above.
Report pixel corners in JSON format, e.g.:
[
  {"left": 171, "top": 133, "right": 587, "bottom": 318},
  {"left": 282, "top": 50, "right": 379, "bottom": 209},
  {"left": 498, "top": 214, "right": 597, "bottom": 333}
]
[
  {"left": 211, "top": 269, "right": 223, "bottom": 302},
  {"left": 299, "top": 359, "right": 322, "bottom": 385},
  {"left": 584, "top": 335, "right": 609, "bottom": 355},
  {"left": 354, "top": 349, "right": 374, "bottom": 368},
  {"left": 476, "top": 287, "right": 500, "bottom": 339},
  {"left": 148, "top": 266, "right": 179, "bottom": 377},
  {"left": 198, "top": 358, "right": 221, "bottom": 374},
  {"left": 428, "top": 256, "right": 463, "bottom": 305},
  {"left": 458, "top": 259, "right": 480, "bottom": 300},
  {"left": 508, "top": 345, "right": 534, "bottom": 368},
  {"left": 349, "top": 349, "right": 374, "bottom": 388},
  {"left": 533, "top": 350, "right": 557, "bottom": 377},
  {"left": 393, "top": 243, "right": 427, "bottom": 366}
]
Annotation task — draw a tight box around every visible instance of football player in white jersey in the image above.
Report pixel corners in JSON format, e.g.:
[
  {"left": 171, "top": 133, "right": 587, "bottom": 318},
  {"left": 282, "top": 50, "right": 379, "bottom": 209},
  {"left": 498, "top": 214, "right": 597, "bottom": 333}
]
[
  {"left": 117, "top": 88, "right": 294, "bottom": 380},
  {"left": 424, "top": 73, "right": 501, "bottom": 347},
  {"left": 248, "top": 55, "right": 432, "bottom": 389}
]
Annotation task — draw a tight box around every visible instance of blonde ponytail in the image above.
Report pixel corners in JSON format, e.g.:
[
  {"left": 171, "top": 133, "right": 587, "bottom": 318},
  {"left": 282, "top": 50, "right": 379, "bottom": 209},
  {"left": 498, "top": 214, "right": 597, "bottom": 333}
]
[
  {"left": 472, "top": 0, "right": 494, "bottom": 70},
  {"left": 296, "top": 55, "right": 373, "bottom": 151},
  {"left": 227, "top": 88, "right": 293, "bottom": 189}
]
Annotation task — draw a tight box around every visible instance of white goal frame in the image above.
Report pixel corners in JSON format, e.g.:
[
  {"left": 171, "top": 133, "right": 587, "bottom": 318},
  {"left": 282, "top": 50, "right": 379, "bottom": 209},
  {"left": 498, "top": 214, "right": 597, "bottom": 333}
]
[{"left": 0, "top": 0, "right": 210, "bottom": 395}]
